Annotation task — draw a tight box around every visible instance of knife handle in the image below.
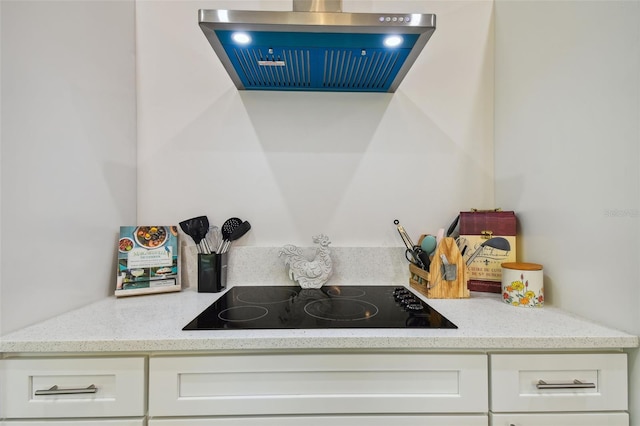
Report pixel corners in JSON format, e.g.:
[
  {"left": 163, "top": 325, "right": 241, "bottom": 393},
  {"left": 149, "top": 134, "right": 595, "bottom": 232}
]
[{"left": 416, "top": 249, "right": 431, "bottom": 271}]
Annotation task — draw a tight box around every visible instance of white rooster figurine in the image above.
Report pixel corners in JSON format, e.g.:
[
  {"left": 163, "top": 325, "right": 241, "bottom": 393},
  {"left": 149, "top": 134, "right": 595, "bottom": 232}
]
[{"left": 279, "top": 234, "right": 333, "bottom": 289}]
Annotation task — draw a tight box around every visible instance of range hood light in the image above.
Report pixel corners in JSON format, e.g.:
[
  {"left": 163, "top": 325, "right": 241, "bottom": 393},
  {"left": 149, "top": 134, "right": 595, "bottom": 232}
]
[
  {"left": 231, "top": 32, "right": 252, "bottom": 45},
  {"left": 383, "top": 35, "right": 403, "bottom": 48}
]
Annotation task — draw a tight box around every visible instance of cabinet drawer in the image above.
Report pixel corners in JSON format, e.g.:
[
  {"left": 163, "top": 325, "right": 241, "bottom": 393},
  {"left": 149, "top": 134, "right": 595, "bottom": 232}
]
[
  {"left": 0, "top": 357, "right": 146, "bottom": 418},
  {"left": 149, "top": 415, "right": 488, "bottom": 425},
  {"left": 149, "top": 353, "right": 488, "bottom": 416},
  {"left": 490, "top": 353, "right": 627, "bottom": 412},
  {"left": 491, "top": 412, "right": 629, "bottom": 426}
]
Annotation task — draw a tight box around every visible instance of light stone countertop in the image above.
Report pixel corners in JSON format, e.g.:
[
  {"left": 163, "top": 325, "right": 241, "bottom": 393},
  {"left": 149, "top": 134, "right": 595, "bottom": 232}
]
[{"left": 1, "top": 285, "right": 637, "bottom": 353}]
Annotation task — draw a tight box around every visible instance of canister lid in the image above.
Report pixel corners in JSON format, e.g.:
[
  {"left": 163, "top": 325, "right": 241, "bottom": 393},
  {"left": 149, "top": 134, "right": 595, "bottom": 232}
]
[{"left": 501, "top": 262, "right": 543, "bottom": 271}]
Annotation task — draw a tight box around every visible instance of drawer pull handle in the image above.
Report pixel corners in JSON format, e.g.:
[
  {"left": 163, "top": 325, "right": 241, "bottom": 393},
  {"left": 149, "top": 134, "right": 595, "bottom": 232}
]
[
  {"left": 536, "top": 379, "right": 596, "bottom": 389},
  {"left": 35, "top": 384, "right": 97, "bottom": 395}
]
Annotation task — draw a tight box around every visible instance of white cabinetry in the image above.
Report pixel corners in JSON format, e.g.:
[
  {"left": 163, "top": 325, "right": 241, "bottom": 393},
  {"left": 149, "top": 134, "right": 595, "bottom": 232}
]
[
  {"left": 0, "top": 357, "right": 145, "bottom": 422},
  {"left": 489, "top": 353, "right": 628, "bottom": 425},
  {"left": 490, "top": 412, "right": 629, "bottom": 426},
  {"left": 149, "top": 416, "right": 488, "bottom": 426},
  {"left": 149, "top": 352, "right": 488, "bottom": 420},
  {"left": 0, "top": 351, "right": 631, "bottom": 425}
]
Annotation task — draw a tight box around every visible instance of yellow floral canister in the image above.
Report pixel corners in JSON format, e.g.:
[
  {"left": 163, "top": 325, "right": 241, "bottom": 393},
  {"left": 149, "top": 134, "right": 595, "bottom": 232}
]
[{"left": 501, "top": 262, "right": 544, "bottom": 308}]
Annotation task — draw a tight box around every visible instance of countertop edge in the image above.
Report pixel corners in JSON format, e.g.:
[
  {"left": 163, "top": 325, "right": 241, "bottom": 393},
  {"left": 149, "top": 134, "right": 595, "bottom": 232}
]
[{"left": 1, "top": 335, "right": 638, "bottom": 354}]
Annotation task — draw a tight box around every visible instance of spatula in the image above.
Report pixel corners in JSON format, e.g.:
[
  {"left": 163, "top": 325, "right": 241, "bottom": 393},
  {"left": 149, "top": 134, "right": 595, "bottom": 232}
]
[
  {"left": 193, "top": 216, "right": 211, "bottom": 254},
  {"left": 221, "top": 221, "right": 251, "bottom": 253},
  {"left": 179, "top": 216, "right": 210, "bottom": 254}
]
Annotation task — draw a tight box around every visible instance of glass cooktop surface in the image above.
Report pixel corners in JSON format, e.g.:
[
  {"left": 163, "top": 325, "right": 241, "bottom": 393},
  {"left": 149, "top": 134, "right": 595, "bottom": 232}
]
[{"left": 183, "top": 286, "right": 457, "bottom": 330}]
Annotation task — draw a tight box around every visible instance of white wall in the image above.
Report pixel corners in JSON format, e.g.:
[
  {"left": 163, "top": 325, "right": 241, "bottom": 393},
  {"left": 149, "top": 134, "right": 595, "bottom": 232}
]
[
  {"left": 493, "top": 1, "right": 640, "bottom": 424},
  {"left": 135, "top": 0, "right": 495, "bottom": 247},
  {"left": 0, "top": 0, "right": 3, "bottom": 334},
  {"left": 0, "top": 0, "right": 137, "bottom": 334}
]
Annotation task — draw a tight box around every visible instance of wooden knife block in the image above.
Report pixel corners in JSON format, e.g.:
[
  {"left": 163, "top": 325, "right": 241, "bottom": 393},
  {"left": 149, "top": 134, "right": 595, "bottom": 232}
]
[{"left": 409, "top": 237, "right": 470, "bottom": 299}]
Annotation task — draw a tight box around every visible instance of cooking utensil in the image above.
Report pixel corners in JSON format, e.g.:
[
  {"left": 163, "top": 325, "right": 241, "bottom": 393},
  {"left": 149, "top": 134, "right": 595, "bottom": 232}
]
[
  {"left": 218, "top": 217, "right": 243, "bottom": 253},
  {"left": 179, "top": 216, "right": 211, "bottom": 254},
  {"left": 416, "top": 249, "right": 431, "bottom": 271},
  {"left": 195, "top": 216, "right": 212, "bottom": 254},
  {"left": 191, "top": 216, "right": 211, "bottom": 254},
  {"left": 446, "top": 214, "right": 460, "bottom": 238},
  {"left": 179, "top": 217, "right": 201, "bottom": 253},
  {"left": 393, "top": 219, "right": 428, "bottom": 270},
  {"left": 420, "top": 235, "right": 437, "bottom": 255},
  {"left": 220, "top": 220, "right": 251, "bottom": 253},
  {"left": 221, "top": 217, "right": 242, "bottom": 238},
  {"left": 205, "top": 226, "right": 222, "bottom": 254},
  {"left": 394, "top": 219, "right": 415, "bottom": 250}
]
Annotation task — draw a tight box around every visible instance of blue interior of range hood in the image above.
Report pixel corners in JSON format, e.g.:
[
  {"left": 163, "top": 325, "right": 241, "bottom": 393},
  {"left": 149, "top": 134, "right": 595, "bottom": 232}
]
[{"left": 215, "top": 31, "right": 419, "bottom": 92}]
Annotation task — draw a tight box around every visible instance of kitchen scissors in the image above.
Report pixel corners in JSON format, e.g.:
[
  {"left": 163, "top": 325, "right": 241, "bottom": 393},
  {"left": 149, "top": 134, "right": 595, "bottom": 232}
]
[
  {"left": 394, "top": 220, "right": 430, "bottom": 271},
  {"left": 404, "top": 246, "right": 426, "bottom": 268}
]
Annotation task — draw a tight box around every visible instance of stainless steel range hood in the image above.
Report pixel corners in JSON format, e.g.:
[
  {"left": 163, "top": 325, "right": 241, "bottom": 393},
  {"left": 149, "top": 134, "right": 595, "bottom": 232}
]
[{"left": 198, "top": 0, "right": 436, "bottom": 93}]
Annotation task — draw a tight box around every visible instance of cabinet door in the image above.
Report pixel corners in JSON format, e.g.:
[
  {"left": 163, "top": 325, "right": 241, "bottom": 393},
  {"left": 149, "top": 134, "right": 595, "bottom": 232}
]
[
  {"left": 149, "top": 353, "right": 488, "bottom": 417},
  {"left": 0, "top": 357, "right": 146, "bottom": 418},
  {"left": 149, "top": 415, "right": 488, "bottom": 426},
  {"left": 490, "top": 353, "right": 627, "bottom": 412},
  {"left": 491, "top": 412, "right": 629, "bottom": 426}
]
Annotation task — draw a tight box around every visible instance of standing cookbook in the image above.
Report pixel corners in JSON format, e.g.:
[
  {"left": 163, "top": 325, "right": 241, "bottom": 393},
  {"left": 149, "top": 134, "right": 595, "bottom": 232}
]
[
  {"left": 458, "top": 210, "right": 517, "bottom": 293},
  {"left": 116, "top": 226, "right": 180, "bottom": 297}
]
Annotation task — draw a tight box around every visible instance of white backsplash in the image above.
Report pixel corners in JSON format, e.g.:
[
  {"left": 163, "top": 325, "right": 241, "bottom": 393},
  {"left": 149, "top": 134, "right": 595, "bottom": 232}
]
[{"left": 180, "top": 245, "right": 410, "bottom": 289}]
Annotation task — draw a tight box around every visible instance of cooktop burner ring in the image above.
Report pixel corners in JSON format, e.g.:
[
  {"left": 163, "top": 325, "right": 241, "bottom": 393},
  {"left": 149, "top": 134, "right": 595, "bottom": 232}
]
[
  {"left": 325, "top": 287, "right": 366, "bottom": 298},
  {"left": 303, "top": 298, "right": 379, "bottom": 322},
  {"left": 217, "top": 305, "right": 269, "bottom": 322},
  {"left": 236, "top": 288, "right": 297, "bottom": 305}
]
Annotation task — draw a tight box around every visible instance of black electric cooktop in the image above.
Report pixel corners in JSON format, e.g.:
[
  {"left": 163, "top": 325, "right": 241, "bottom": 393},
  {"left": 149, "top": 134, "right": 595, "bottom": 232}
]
[{"left": 183, "top": 286, "right": 457, "bottom": 330}]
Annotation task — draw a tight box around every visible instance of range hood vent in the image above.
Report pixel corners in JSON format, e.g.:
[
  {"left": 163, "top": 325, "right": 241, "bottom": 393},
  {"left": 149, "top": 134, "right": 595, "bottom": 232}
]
[{"left": 198, "top": 1, "right": 436, "bottom": 93}]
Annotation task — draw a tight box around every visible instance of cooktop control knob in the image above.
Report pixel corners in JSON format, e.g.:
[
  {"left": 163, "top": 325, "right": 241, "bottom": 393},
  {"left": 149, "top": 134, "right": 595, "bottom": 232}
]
[
  {"left": 393, "top": 288, "right": 411, "bottom": 300},
  {"left": 405, "top": 303, "right": 423, "bottom": 311},
  {"left": 400, "top": 298, "right": 418, "bottom": 306},
  {"left": 395, "top": 294, "right": 414, "bottom": 304}
]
